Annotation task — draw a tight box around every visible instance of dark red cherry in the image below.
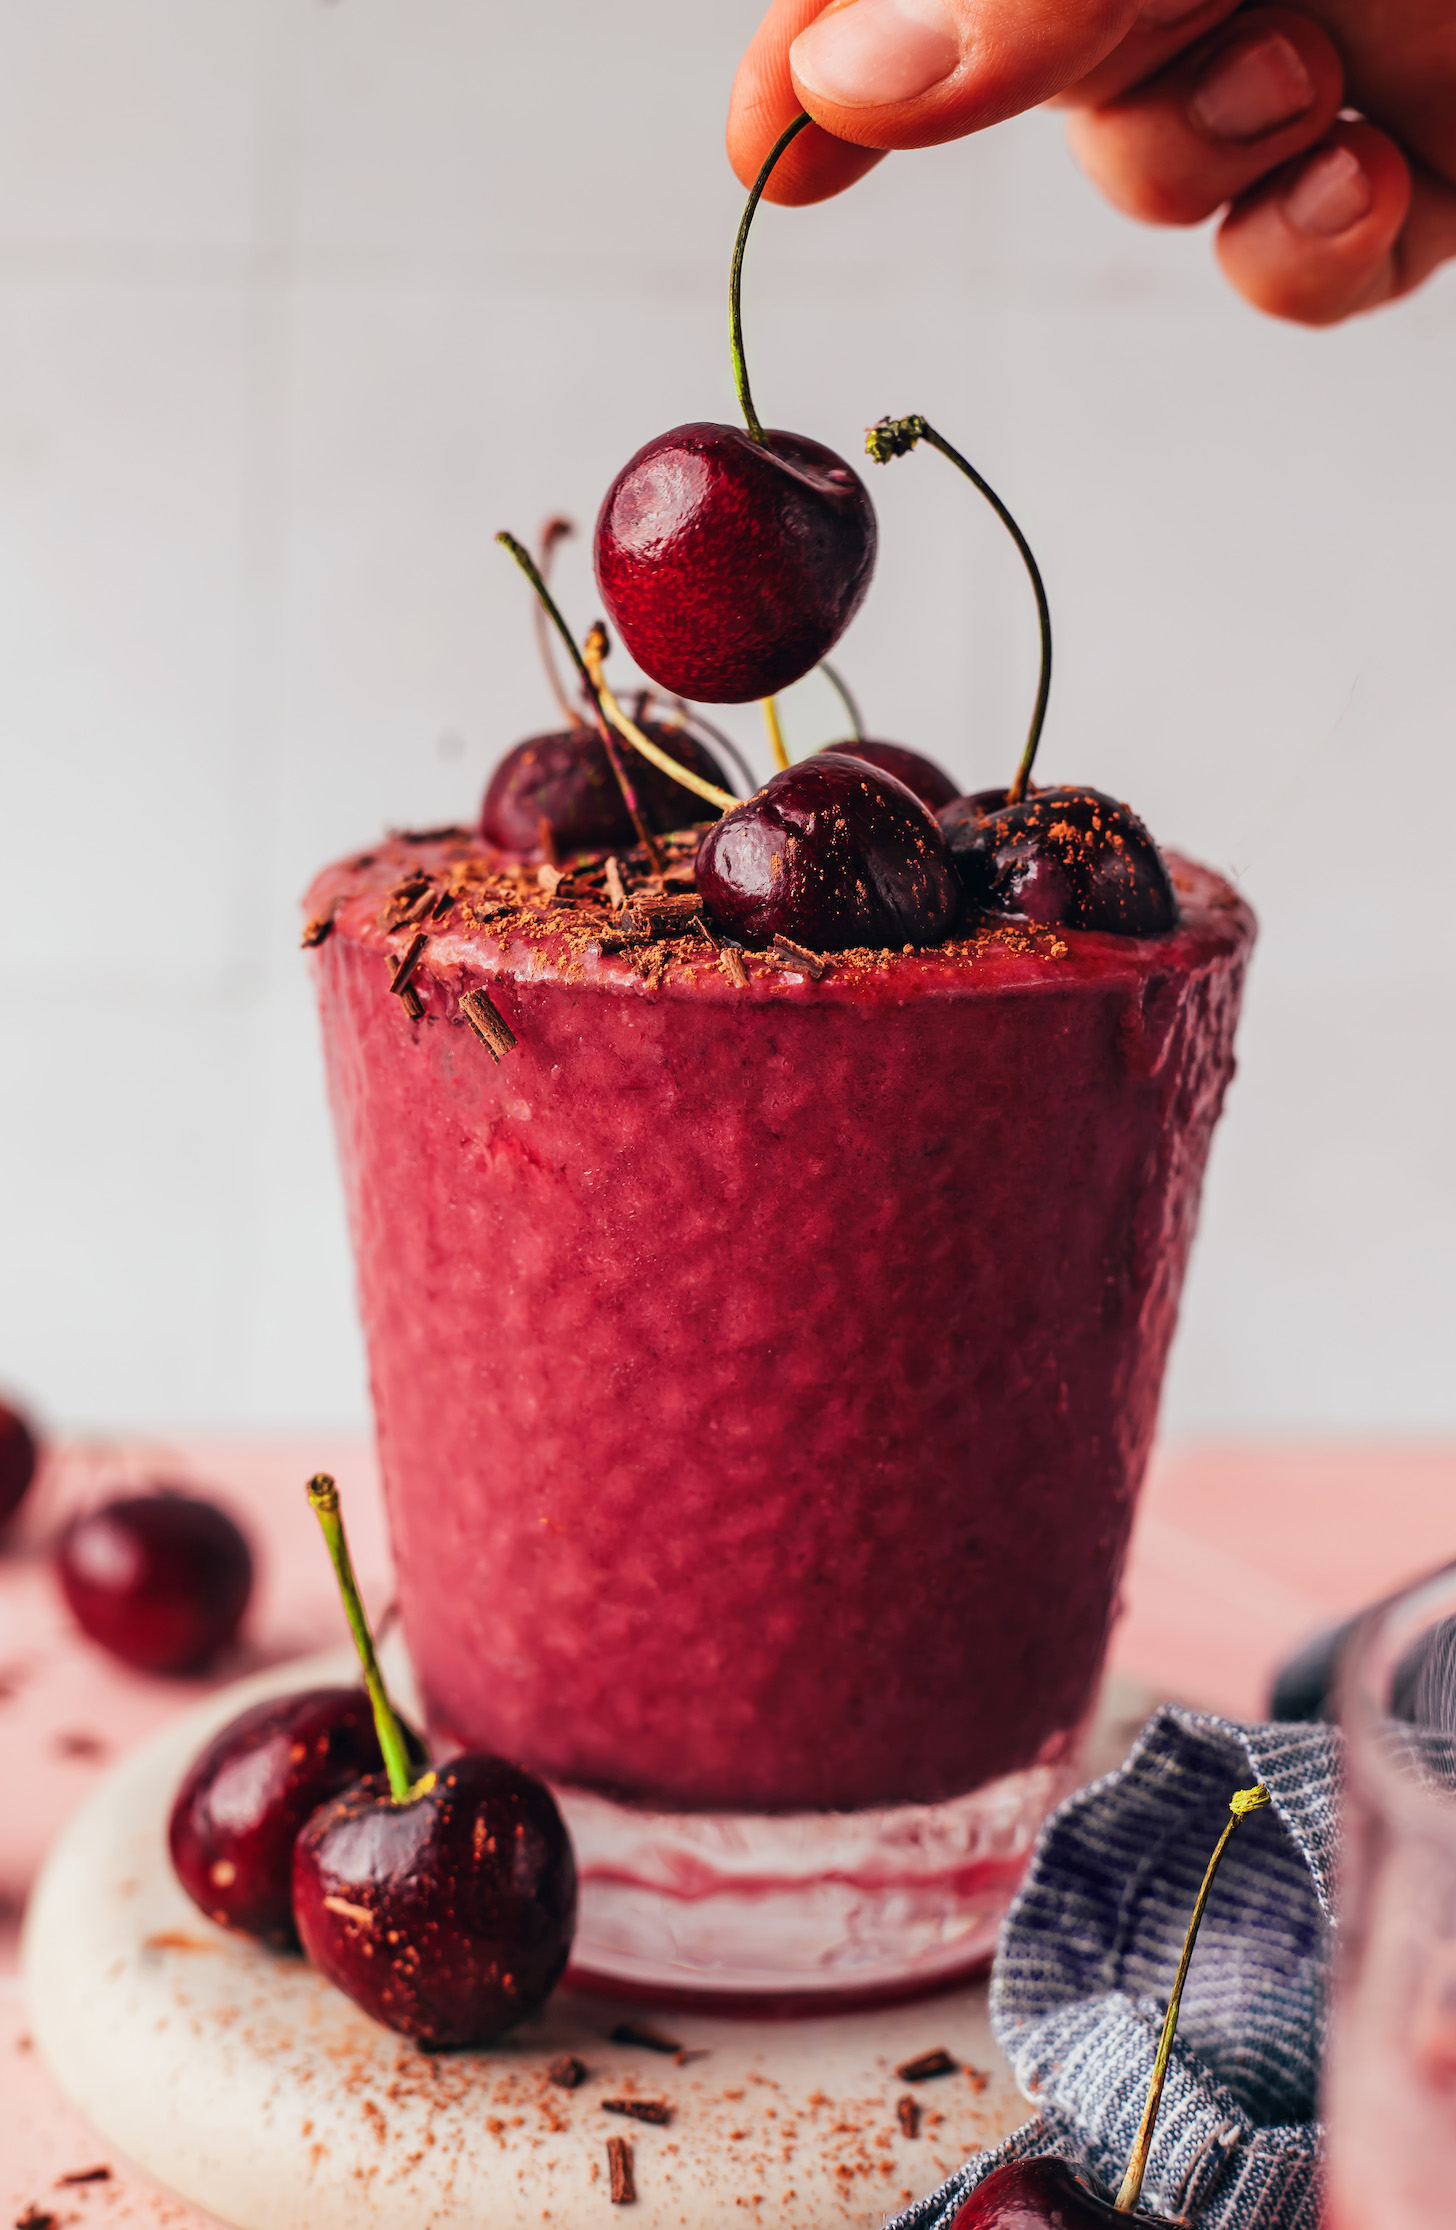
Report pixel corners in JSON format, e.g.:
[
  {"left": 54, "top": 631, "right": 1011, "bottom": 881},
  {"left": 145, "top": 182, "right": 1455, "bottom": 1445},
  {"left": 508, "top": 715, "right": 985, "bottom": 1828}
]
[
  {"left": 815, "top": 738, "right": 959, "bottom": 812},
  {"left": 696, "top": 752, "right": 961, "bottom": 953},
  {"left": 169, "top": 1687, "right": 426, "bottom": 1948},
  {"left": 292, "top": 1751, "right": 576, "bottom": 2047},
  {"left": 948, "top": 2158, "right": 1179, "bottom": 2229},
  {"left": 481, "top": 721, "right": 732, "bottom": 859},
  {"left": 0, "top": 1399, "right": 39, "bottom": 1527},
  {"left": 594, "top": 422, "right": 877, "bottom": 703},
  {"left": 939, "top": 785, "right": 1177, "bottom": 936},
  {"left": 57, "top": 1490, "right": 253, "bottom": 1674}
]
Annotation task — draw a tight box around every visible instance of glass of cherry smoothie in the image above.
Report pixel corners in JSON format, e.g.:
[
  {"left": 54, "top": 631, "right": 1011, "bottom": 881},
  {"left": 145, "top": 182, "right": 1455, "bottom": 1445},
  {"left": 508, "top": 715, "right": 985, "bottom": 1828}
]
[{"left": 305, "top": 809, "right": 1252, "bottom": 2005}]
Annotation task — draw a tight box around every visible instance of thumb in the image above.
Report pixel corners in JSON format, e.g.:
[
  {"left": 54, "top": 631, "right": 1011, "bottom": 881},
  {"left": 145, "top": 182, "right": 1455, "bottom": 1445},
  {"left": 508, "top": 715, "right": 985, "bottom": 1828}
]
[{"left": 729, "top": 0, "right": 1142, "bottom": 202}]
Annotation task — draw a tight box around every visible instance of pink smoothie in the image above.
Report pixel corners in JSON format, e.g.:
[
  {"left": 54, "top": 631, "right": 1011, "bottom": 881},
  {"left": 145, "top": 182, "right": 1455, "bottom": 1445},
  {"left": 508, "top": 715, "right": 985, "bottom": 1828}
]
[{"left": 306, "top": 836, "right": 1252, "bottom": 1816}]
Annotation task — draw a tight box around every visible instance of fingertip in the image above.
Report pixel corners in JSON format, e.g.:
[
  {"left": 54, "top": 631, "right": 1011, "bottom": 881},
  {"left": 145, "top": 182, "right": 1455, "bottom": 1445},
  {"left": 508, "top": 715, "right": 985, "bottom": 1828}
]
[
  {"left": 1217, "top": 120, "right": 1412, "bottom": 324},
  {"left": 726, "top": 1, "right": 888, "bottom": 203}
]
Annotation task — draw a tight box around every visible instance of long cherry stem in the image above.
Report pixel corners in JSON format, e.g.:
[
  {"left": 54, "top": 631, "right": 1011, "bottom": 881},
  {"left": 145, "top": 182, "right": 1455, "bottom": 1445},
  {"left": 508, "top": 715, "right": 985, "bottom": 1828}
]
[
  {"left": 819, "top": 661, "right": 864, "bottom": 743},
  {"left": 533, "top": 516, "right": 589, "bottom": 730},
  {"left": 762, "top": 695, "right": 790, "bottom": 771},
  {"left": 866, "top": 414, "right": 1052, "bottom": 804},
  {"left": 306, "top": 1475, "right": 425, "bottom": 1808},
  {"left": 730, "top": 111, "right": 813, "bottom": 446},
  {"left": 498, "top": 532, "right": 735, "bottom": 845},
  {"left": 1114, "top": 1782, "right": 1271, "bottom": 2213}
]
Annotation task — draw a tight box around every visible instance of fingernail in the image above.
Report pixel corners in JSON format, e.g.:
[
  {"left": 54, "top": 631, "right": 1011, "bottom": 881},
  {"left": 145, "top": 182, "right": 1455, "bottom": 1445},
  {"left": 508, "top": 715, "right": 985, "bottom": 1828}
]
[
  {"left": 1189, "top": 32, "right": 1315, "bottom": 143},
  {"left": 790, "top": 0, "right": 961, "bottom": 109},
  {"left": 1284, "top": 144, "right": 1373, "bottom": 236}
]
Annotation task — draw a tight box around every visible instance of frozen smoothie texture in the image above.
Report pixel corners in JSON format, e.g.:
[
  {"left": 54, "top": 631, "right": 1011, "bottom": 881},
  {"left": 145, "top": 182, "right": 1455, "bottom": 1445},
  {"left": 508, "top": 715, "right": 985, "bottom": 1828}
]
[{"left": 307, "top": 833, "right": 1252, "bottom": 1816}]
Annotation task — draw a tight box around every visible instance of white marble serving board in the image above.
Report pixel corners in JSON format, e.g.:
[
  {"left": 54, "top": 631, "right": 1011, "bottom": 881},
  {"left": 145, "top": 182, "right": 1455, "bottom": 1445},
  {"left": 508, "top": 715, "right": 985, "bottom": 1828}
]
[{"left": 23, "top": 1646, "right": 1038, "bottom": 2229}]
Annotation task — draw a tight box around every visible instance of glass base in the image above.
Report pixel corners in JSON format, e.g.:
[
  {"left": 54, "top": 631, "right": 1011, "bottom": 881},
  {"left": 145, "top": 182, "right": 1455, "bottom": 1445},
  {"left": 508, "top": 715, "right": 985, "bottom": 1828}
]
[{"left": 556, "top": 1746, "right": 1084, "bottom": 2009}]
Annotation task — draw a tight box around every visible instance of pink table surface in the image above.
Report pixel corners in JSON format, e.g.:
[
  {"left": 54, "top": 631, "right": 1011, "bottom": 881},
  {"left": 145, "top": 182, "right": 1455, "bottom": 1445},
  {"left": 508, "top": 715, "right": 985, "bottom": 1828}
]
[{"left": 4, "top": 1433, "right": 1454, "bottom": 2224}]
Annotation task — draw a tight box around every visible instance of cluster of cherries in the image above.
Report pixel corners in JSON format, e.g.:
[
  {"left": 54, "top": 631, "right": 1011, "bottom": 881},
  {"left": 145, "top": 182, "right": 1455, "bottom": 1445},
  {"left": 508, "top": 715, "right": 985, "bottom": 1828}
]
[
  {"left": 167, "top": 1477, "right": 575, "bottom": 2049},
  {"left": 482, "top": 114, "right": 1176, "bottom": 958}
]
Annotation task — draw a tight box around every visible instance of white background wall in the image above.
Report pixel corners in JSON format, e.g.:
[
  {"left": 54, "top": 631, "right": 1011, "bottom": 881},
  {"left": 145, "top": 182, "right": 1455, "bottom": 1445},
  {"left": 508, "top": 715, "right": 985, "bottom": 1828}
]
[{"left": 1, "top": 0, "right": 1451, "bottom": 1438}]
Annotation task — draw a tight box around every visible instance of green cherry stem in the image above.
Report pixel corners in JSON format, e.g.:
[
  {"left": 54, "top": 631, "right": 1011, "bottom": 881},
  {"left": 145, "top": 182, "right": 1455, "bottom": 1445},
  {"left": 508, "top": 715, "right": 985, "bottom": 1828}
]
[
  {"left": 1114, "top": 1781, "right": 1272, "bottom": 2214},
  {"left": 819, "top": 660, "right": 865, "bottom": 744},
  {"left": 497, "top": 532, "right": 736, "bottom": 827},
  {"left": 306, "top": 1474, "right": 425, "bottom": 1808},
  {"left": 866, "top": 414, "right": 1052, "bottom": 805},
  {"left": 730, "top": 111, "right": 813, "bottom": 446}
]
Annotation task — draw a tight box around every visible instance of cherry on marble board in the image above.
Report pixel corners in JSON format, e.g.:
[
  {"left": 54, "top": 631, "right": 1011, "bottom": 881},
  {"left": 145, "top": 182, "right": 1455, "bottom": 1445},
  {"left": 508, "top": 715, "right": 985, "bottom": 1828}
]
[
  {"left": 57, "top": 1491, "right": 253, "bottom": 1674},
  {"left": 939, "top": 786, "right": 1176, "bottom": 936},
  {"left": 293, "top": 1749, "right": 577, "bottom": 2047},
  {"left": 0, "top": 1399, "right": 39, "bottom": 1527},
  {"left": 481, "top": 720, "right": 731, "bottom": 859},
  {"left": 293, "top": 1474, "right": 576, "bottom": 2047},
  {"left": 696, "top": 752, "right": 961, "bottom": 953},
  {"left": 816, "top": 738, "right": 958, "bottom": 812},
  {"left": 169, "top": 1686, "right": 425, "bottom": 1948}
]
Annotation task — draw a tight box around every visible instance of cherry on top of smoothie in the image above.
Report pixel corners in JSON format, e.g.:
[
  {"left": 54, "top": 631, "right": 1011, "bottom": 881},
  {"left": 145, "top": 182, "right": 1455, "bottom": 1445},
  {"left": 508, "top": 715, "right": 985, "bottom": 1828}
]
[{"left": 303, "top": 823, "right": 1252, "bottom": 1018}]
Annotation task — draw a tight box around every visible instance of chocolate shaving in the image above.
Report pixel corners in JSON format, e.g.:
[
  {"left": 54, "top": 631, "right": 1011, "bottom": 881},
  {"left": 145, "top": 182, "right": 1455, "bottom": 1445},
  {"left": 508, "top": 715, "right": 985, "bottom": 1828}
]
[
  {"left": 691, "top": 915, "right": 721, "bottom": 953},
  {"left": 388, "top": 932, "right": 428, "bottom": 997},
  {"left": 56, "top": 2169, "right": 111, "bottom": 2187},
  {"left": 594, "top": 927, "right": 651, "bottom": 954},
  {"left": 771, "top": 933, "right": 825, "bottom": 980},
  {"left": 604, "top": 856, "right": 627, "bottom": 912},
  {"left": 537, "top": 816, "right": 560, "bottom": 869},
  {"left": 300, "top": 911, "right": 335, "bottom": 949},
  {"left": 602, "top": 2099, "right": 671, "bottom": 2125},
  {"left": 14, "top": 2208, "right": 56, "bottom": 2230},
  {"left": 719, "top": 946, "right": 749, "bottom": 990},
  {"left": 460, "top": 988, "right": 517, "bottom": 1062},
  {"left": 624, "top": 892, "right": 702, "bottom": 929},
  {"left": 609, "top": 2019, "right": 682, "bottom": 2054},
  {"left": 547, "top": 2054, "right": 587, "bottom": 2090},
  {"left": 430, "top": 887, "right": 457, "bottom": 922},
  {"left": 399, "top": 982, "right": 425, "bottom": 1021},
  {"left": 606, "top": 2136, "right": 635, "bottom": 2205},
  {"left": 896, "top": 2097, "right": 921, "bottom": 2139},
  {"left": 895, "top": 2048, "right": 959, "bottom": 2083}
]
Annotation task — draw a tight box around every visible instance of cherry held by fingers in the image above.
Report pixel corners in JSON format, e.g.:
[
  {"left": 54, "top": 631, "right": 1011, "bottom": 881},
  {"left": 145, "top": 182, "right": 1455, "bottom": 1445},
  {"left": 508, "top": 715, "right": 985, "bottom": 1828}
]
[
  {"left": 594, "top": 422, "right": 876, "bottom": 703},
  {"left": 696, "top": 752, "right": 961, "bottom": 951},
  {"left": 169, "top": 1687, "right": 426, "bottom": 1948},
  {"left": 481, "top": 721, "right": 732, "bottom": 859},
  {"left": 947, "top": 2157, "right": 1180, "bottom": 2229},
  {"left": 292, "top": 1752, "right": 577, "bottom": 2046},
  {"left": 58, "top": 1491, "right": 253, "bottom": 1674},
  {"left": 0, "top": 1399, "right": 39, "bottom": 1527},
  {"left": 940, "top": 786, "right": 1177, "bottom": 936}
]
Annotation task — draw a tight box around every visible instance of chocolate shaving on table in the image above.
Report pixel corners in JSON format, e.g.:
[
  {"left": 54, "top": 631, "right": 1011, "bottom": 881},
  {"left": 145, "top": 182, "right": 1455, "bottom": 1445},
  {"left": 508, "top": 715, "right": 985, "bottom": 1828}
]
[
  {"left": 460, "top": 988, "right": 517, "bottom": 1061},
  {"left": 15, "top": 2207, "right": 57, "bottom": 2230},
  {"left": 895, "top": 2047, "right": 959, "bottom": 2082},
  {"left": 56, "top": 2168, "right": 112, "bottom": 2186},
  {"left": 602, "top": 2098, "right": 672, "bottom": 2125},
  {"left": 606, "top": 2135, "right": 635, "bottom": 2205},
  {"left": 300, "top": 911, "right": 335, "bottom": 949},
  {"left": 719, "top": 945, "right": 750, "bottom": 990},
  {"left": 387, "top": 932, "right": 428, "bottom": 996},
  {"left": 609, "top": 2019, "right": 682, "bottom": 2054},
  {"left": 547, "top": 2054, "right": 587, "bottom": 2090},
  {"left": 896, "top": 2097, "right": 921, "bottom": 2139},
  {"left": 771, "top": 933, "right": 825, "bottom": 979},
  {"left": 604, "top": 856, "right": 627, "bottom": 912}
]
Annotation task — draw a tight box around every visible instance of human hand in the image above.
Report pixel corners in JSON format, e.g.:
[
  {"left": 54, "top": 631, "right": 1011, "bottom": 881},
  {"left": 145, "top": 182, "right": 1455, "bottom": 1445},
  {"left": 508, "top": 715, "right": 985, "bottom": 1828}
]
[{"left": 727, "top": 0, "right": 1456, "bottom": 324}]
